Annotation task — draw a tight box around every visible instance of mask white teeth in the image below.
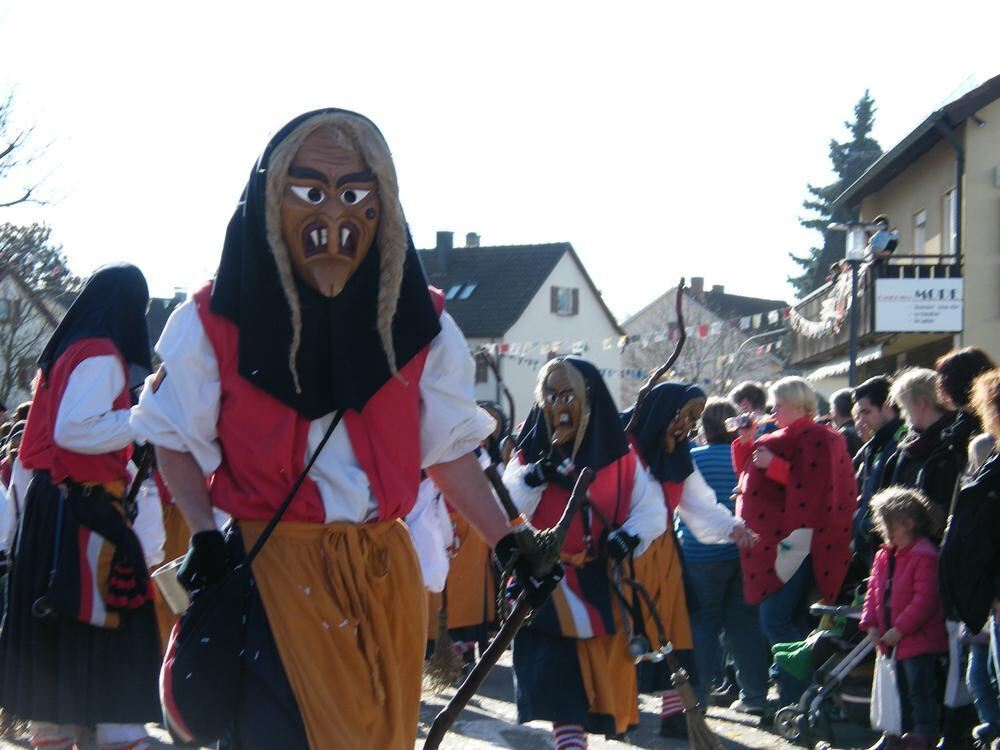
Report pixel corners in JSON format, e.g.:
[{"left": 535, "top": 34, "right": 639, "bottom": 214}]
[
  {"left": 559, "top": 413, "right": 571, "bottom": 425},
  {"left": 340, "top": 227, "right": 351, "bottom": 248},
  {"left": 310, "top": 230, "right": 320, "bottom": 247},
  {"left": 320, "top": 228, "right": 328, "bottom": 246}
]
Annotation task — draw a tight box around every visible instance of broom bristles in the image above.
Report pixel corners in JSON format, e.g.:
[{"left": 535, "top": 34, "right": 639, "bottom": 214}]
[
  {"left": 0, "top": 707, "right": 27, "bottom": 741},
  {"left": 671, "top": 666, "right": 727, "bottom": 750},
  {"left": 424, "top": 606, "right": 464, "bottom": 693}
]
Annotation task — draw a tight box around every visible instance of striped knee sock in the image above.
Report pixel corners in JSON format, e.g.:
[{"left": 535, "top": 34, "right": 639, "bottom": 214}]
[
  {"left": 29, "top": 721, "right": 77, "bottom": 750},
  {"left": 661, "top": 690, "right": 684, "bottom": 718},
  {"left": 552, "top": 722, "right": 587, "bottom": 749}
]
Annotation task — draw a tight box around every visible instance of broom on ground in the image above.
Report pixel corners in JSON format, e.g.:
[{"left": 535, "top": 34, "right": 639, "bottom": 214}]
[
  {"left": 625, "top": 576, "right": 726, "bottom": 750},
  {"left": 424, "top": 589, "right": 464, "bottom": 692}
]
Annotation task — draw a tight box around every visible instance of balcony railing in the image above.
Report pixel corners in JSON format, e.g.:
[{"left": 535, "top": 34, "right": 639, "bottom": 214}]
[{"left": 788, "top": 254, "right": 961, "bottom": 365}]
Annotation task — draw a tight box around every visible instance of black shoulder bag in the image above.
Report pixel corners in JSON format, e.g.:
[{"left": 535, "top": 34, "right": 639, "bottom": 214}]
[{"left": 160, "top": 411, "right": 343, "bottom": 746}]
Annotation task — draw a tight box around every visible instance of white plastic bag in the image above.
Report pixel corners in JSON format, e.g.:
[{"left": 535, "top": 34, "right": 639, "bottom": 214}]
[{"left": 870, "top": 650, "right": 902, "bottom": 735}]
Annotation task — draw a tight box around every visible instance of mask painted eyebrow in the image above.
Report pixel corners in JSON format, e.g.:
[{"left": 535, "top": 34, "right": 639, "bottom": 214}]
[
  {"left": 335, "top": 169, "right": 376, "bottom": 188},
  {"left": 288, "top": 166, "right": 329, "bottom": 185}
]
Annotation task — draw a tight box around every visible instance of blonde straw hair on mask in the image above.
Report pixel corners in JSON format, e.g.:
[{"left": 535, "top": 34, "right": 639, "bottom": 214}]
[{"left": 264, "top": 112, "right": 407, "bottom": 393}]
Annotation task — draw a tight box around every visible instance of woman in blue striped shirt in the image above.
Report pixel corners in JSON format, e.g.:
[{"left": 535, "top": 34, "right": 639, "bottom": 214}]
[{"left": 684, "top": 397, "right": 771, "bottom": 714}]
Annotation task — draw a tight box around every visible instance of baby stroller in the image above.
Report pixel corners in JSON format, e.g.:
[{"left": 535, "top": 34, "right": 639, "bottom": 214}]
[{"left": 773, "top": 601, "right": 876, "bottom": 748}]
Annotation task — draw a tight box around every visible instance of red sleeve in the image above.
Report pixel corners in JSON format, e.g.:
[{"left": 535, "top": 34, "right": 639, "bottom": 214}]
[
  {"left": 893, "top": 550, "right": 941, "bottom": 635},
  {"left": 765, "top": 456, "right": 790, "bottom": 485},
  {"left": 732, "top": 437, "right": 753, "bottom": 474},
  {"left": 860, "top": 549, "right": 886, "bottom": 632}
]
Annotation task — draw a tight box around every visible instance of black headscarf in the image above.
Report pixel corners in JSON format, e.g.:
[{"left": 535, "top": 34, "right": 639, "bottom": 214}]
[
  {"left": 38, "top": 263, "right": 151, "bottom": 377},
  {"left": 516, "top": 356, "right": 628, "bottom": 474},
  {"left": 620, "top": 382, "right": 705, "bottom": 483},
  {"left": 210, "top": 108, "right": 441, "bottom": 419}
]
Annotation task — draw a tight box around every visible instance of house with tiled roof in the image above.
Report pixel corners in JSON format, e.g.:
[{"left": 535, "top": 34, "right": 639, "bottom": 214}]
[
  {"left": 788, "top": 73, "right": 1000, "bottom": 394},
  {"left": 417, "top": 231, "right": 624, "bottom": 414},
  {"left": 621, "top": 277, "right": 788, "bottom": 403}
]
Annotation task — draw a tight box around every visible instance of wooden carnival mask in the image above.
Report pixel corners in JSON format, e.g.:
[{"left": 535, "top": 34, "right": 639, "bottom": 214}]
[
  {"left": 541, "top": 362, "right": 589, "bottom": 454},
  {"left": 280, "top": 128, "right": 381, "bottom": 297},
  {"left": 663, "top": 396, "right": 706, "bottom": 454}
]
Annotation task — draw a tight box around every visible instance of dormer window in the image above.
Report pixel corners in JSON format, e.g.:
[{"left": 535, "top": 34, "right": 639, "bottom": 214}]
[{"left": 446, "top": 283, "right": 477, "bottom": 301}]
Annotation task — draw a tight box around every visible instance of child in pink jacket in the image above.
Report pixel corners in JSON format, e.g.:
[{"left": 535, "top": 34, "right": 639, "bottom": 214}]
[{"left": 861, "top": 487, "right": 948, "bottom": 750}]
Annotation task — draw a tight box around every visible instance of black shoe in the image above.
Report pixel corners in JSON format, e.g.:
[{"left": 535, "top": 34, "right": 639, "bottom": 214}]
[
  {"left": 708, "top": 679, "right": 739, "bottom": 707},
  {"left": 659, "top": 713, "right": 689, "bottom": 739}
]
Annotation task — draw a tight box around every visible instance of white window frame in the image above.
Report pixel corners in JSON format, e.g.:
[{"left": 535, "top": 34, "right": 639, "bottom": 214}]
[
  {"left": 943, "top": 190, "right": 957, "bottom": 255},
  {"left": 913, "top": 209, "right": 927, "bottom": 255}
]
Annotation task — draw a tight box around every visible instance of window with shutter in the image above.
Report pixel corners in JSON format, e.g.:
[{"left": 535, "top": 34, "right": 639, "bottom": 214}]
[{"left": 550, "top": 286, "right": 578, "bottom": 316}]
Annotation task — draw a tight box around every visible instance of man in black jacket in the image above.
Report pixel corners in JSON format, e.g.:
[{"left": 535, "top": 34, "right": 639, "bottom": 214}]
[{"left": 851, "top": 376, "right": 906, "bottom": 567}]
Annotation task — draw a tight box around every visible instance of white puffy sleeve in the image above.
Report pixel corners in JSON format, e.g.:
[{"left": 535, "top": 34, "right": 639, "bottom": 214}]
[
  {"left": 419, "top": 312, "right": 496, "bottom": 468},
  {"left": 500, "top": 454, "right": 546, "bottom": 520},
  {"left": 132, "top": 475, "right": 167, "bottom": 567},
  {"left": 54, "top": 356, "right": 133, "bottom": 453},
  {"left": 405, "top": 478, "right": 452, "bottom": 592},
  {"left": 619, "top": 462, "right": 668, "bottom": 556},
  {"left": 675, "top": 464, "right": 742, "bottom": 544},
  {"left": 130, "top": 299, "right": 222, "bottom": 476}
]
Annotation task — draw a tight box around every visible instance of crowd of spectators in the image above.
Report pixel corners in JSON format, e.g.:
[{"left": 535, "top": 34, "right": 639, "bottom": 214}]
[{"left": 689, "top": 346, "right": 1000, "bottom": 750}]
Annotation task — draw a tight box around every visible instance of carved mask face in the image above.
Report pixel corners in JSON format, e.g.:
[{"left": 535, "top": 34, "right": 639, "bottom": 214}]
[
  {"left": 663, "top": 397, "right": 706, "bottom": 454},
  {"left": 542, "top": 367, "right": 585, "bottom": 448},
  {"left": 280, "top": 129, "right": 381, "bottom": 297}
]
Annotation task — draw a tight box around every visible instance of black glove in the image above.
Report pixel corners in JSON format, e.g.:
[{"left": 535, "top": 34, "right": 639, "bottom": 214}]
[
  {"left": 176, "top": 530, "right": 229, "bottom": 592},
  {"left": 495, "top": 532, "right": 564, "bottom": 609},
  {"left": 606, "top": 529, "right": 640, "bottom": 561},
  {"left": 523, "top": 456, "right": 576, "bottom": 489}
]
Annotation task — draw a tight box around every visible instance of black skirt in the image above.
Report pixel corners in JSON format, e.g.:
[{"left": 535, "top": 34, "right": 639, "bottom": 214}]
[{"left": 0, "top": 472, "right": 161, "bottom": 725}]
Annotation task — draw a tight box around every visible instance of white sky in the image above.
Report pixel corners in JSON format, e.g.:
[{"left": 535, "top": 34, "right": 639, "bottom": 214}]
[{"left": 0, "top": 1, "right": 997, "bottom": 321}]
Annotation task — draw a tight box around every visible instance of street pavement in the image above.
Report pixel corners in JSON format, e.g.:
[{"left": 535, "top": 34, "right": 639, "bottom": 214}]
[{"left": 0, "top": 651, "right": 880, "bottom": 749}]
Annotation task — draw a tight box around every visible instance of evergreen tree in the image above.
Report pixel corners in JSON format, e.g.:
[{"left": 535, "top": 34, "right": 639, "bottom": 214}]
[
  {"left": 0, "top": 222, "right": 79, "bottom": 291},
  {"left": 789, "top": 91, "right": 883, "bottom": 296}
]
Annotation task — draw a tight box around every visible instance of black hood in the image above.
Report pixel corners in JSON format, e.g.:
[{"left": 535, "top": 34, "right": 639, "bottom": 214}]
[
  {"left": 38, "top": 263, "right": 151, "bottom": 377},
  {"left": 209, "top": 108, "right": 441, "bottom": 418},
  {"left": 621, "top": 381, "right": 705, "bottom": 483},
  {"left": 516, "top": 356, "right": 628, "bottom": 474}
]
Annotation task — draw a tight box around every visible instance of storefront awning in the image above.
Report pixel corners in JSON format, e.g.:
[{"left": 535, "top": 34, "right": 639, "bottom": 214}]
[{"left": 804, "top": 344, "right": 884, "bottom": 382}]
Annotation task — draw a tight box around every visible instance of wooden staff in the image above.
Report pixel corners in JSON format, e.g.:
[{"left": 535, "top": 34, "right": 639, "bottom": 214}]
[
  {"left": 423, "top": 468, "right": 594, "bottom": 750},
  {"left": 124, "top": 446, "right": 155, "bottom": 522},
  {"left": 624, "top": 278, "right": 687, "bottom": 434}
]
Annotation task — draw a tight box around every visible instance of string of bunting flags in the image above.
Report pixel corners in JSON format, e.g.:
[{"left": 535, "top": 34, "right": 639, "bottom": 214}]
[{"left": 476, "top": 305, "right": 791, "bottom": 380}]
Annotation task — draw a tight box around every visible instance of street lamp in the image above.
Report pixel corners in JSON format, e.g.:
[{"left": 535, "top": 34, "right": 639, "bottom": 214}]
[{"left": 827, "top": 221, "right": 880, "bottom": 386}]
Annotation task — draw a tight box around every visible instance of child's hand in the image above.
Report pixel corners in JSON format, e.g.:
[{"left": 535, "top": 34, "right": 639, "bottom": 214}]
[
  {"left": 880, "top": 627, "right": 903, "bottom": 647},
  {"left": 867, "top": 627, "right": 881, "bottom": 645}
]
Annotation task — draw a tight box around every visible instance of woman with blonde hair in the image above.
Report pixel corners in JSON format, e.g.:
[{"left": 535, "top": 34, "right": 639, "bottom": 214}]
[{"left": 732, "top": 376, "right": 856, "bottom": 705}]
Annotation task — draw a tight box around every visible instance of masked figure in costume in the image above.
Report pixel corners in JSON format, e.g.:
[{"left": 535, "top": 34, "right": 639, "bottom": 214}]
[
  {"left": 621, "top": 382, "right": 756, "bottom": 738},
  {"left": 131, "top": 109, "right": 556, "bottom": 750},
  {"left": 0, "top": 264, "right": 161, "bottom": 750},
  {"left": 502, "top": 356, "right": 667, "bottom": 750}
]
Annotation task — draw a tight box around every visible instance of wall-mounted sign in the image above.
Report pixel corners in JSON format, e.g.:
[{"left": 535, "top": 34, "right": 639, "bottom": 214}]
[{"left": 875, "top": 277, "right": 963, "bottom": 333}]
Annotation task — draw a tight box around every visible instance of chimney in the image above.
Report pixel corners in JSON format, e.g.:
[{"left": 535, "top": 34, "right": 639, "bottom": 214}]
[
  {"left": 436, "top": 230, "right": 454, "bottom": 272},
  {"left": 465, "top": 232, "right": 480, "bottom": 248},
  {"left": 711, "top": 284, "right": 724, "bottom": 294},
  {"left": 690, "top": 277, "right": 704, "bottom": 295}
]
